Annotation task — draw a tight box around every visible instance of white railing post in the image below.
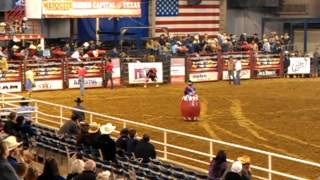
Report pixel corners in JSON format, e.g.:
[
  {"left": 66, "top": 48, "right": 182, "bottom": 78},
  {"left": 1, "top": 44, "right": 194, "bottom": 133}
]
[
  {"left": 1, "top": 93, "right": 4, "bottom": 108},
  {"left": 123, "top": 122, "right": 126, "bottom": 128},
  {"left": 59, "top": 107, "right": 63, "bottom": 127},
  {"left": 34, "top": 102, "right": 38, "bottom": 123},
  {"left": 164, "top": 131, "right": 167, "bottom": 160},
  {"left": 90, "top": 113, "right": 93, "bottom": 124},
  {"left": 268, "top": 154, "right": 272, "bottom": 180},
  {"left": 209, "top": 141, "right": 213, "bottom": 161}
]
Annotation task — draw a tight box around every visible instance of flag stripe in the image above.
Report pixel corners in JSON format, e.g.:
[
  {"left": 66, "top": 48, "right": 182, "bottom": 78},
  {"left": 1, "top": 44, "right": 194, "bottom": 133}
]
[
  {"left": 180, "top": 8, "right": 220, "bottom": 13},
  {"left": 179, "top": 5, "right": 220, "bottom": 9},
  {"left": 156, "top": 24, "right": 220, "bottom": 29},
  {"left": 179, "top": 0, "right": 220, "bottom": 5},
  {"left": 156, "top": 20, "right": 220, "bottom": 25},
  {"left": 156, "top": 28, "right": 219, "bottom": 32},
  {"left": 156, "top": 16, "right": 220, "bottom": 21}
]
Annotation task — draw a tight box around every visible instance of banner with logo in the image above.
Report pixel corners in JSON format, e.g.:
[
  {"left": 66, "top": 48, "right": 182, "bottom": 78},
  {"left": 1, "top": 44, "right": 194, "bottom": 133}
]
[
  {"left": 33, "top": 80, "right": 63, "bottom": 91},
  {"left": 68, "top": 77, "right": 103, "bottom": 88},
  {"left": 189, "top": 72, "right": 218, "bottom": 82},
  {"left": 0, "top": 82, "right": 22, "bottom": 92},
  {"left": 170, "top": 58, "right": 185, "bottom": 84},
  {"left": 188, "top": 55, "right": 219, "bottom": 82},
  {"left": 111, "top": 58, "right": 121, "bottom": 87},
  {"left": 222, "top": 70, "right": 251, "bottom": 80},
  {"left": 128, "top": 62, "right": 163, "bottom": 84},
  {"left": 288, "top": 57, "right": 310, "bottom": 74},
  {"left": 41, "top": 0, "right": 141, "bottom": 18}
]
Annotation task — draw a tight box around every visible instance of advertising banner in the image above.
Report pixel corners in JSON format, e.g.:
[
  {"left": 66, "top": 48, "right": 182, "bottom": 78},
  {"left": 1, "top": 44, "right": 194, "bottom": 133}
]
[
  {"left": 41, "top": 0, "right": 141, "bottom": 18},
  {"left": 170, "top": 58, "right": 185, "bottom": 84},
  {"left": 188, "top": 55, "right": 219, "bottom": 82},
  {"left": 68, "top": 77, "right": 103, "bottom": 88},
  {"left": 111, "top": 58, "right": 121, "bottom": 86},
  {"left": 128, "top": 62, "right": 163, "bottom": 84},
  {"left": 33, "top": 80, "right": 63, "bottom": 91},
  {"left": 189, "top": 72, "right": 218, "bottom": 82},
  {"left": 288, "top": 57, "right": 310, "bottom": 74},
  {"left": 222, "top": 70, "right": 251, "bottom": 80},
  {"left": 0, "top": 82, "right": 22, "bottom": 93}
]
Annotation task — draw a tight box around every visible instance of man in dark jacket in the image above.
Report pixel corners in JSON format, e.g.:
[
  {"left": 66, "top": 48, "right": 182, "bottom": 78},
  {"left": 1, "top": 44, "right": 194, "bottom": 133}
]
[
  {"left": 116, "top": 128, "right": 129, "bottom": 155},
  {"left": 134, "top": 134, "right": 156, "bottom": 163},
  {"left": 4, "top": 112, "right": 18, "bottom": 136},
  {"left": 58, "top": 114, "right": 80, "bottom": 137},
  {"left": 126, "top": 129, "right": 139, "bottom": 154},
  {"left": 74, "top": 160, "right": 96, "bottom": 180},
  {"left": 97, "top": 123, "right": 116, "bottom": 161},
  {"left": 0, "top": 140, "right": 20, "bottom": 180},
  {"left": 72, "top": 98, "right": 85, "bottom": 122}
]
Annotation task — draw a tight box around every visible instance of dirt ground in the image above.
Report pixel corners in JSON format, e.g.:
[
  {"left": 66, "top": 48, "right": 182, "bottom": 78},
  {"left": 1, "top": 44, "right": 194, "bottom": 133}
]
[{"left": 24, "top": 78, "right": 320, "bottom": 179}]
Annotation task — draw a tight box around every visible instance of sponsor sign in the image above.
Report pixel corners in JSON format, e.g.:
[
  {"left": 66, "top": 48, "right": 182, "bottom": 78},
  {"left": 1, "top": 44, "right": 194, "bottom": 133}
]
[
  {"left": 110, "top": 58, "right": 121, "bottom": 86},
  {"left": 222, "top": 70, "right": 251, "bottom": 80},
  {"left": 128, "top": 62, "right": 163, "bottom": 84},
  {"left": 33, "top": 80, "right": 63, "bottom": 91},
  {"left": 41, "top": 0, "right": 141, "bottom": 18},
  {"left": 68, "top": 77, "right": 103, "bottom": 88},
  {"left": 170, "top": 58, "right": 185, "bottom": 84},
  {"left": 189, "top": 72, "right": 218, "bottom": 82},
  {"left": 0, "top": 82, "right": 22, "bottom": 92},
  {"left": 256, "top": 70, "right": 278, "bottom": 78},
  {"left": 288, "top": 57, "right": 310, "bottom": 74}
]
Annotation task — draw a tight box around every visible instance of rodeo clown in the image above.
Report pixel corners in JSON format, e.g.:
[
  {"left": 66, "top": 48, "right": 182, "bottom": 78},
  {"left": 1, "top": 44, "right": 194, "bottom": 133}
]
[
  {"left": 144, "top": 68, "right": 159, "bottom": 88},
  {"left": 184, "top": 80, "right": 196, "bottom": 95},
  {"left": 181, "top": 80, "right": 200, "bottom": 121}
]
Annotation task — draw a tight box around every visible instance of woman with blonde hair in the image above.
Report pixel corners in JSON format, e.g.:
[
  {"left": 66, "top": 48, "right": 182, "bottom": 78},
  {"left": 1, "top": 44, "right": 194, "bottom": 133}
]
[
  {"left": 66, "top": 159, "right": 85, "bottom": 180},
  {"left": 25, "top": 69, "right": 35, "bottom": 97}
]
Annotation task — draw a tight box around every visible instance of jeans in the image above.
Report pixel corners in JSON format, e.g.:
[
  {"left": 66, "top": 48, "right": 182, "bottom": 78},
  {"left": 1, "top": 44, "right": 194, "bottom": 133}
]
[
  {"left": 79, "top": 77, "right": 85, "bottom": 96},
  {"left": 105, "top": 72, "right": 113, "bottom": 89},
  {"left": 228, "top": 70, "right": 235, "bottom": 84},
  {"left": 235, "top": 70, "right": 241, "bottom": 85}
]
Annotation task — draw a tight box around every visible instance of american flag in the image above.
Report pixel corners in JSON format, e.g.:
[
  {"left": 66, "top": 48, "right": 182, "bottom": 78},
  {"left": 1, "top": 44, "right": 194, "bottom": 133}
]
[{"left": 155, "top": 0, "right": 220, "bottom": 36}]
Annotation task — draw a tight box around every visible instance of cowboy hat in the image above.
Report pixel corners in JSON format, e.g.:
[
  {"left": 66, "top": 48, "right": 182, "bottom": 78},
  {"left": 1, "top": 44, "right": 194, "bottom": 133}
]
[
  {"left": 88, "top": 122, "right": 100, "bottom": 134},
  {"left": 4, "top": 136, "right": 22, "bottom": 151},
  {"left": 74, "top": 97, "right": 83, "bottom": 103},
  {"left": 231, "top": 161, "right": 243, "bottom": 173},
  {"left": 83, "top": 42, "right": 90, "bottom": 47},
  {"left": 29, "top": 44, "right": 36, "bottom": 50},
  {"left": 12, "top": 45, "right": 19, "bottom": 50},
  {"left": 100, "top": 123, "right": 116, "bottom": 135},
  {"left": 188, "top": 80, "right": 193, "bottom": 85},
  {"left": 19, "top": 97, "right": 29, "bottom": 106},
  {"left": 92, "top": 50, "right": 99, "bottom": 58},
  {"left": 237, "top": 155, "right": 251, "bottom": 164}
]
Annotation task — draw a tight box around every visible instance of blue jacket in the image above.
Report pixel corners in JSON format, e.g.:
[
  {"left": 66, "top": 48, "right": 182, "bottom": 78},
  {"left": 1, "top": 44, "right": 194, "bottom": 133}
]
[{"left": 0, "top": 157, "right": 19, "bottom": 180}]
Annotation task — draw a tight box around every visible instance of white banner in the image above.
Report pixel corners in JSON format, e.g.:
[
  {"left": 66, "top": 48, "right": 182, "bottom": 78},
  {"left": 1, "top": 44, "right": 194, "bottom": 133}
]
[
  {"left": 288, "top": 57, "right": 310, "bottom": 74},
  {"left": 68, "top": 77, "right": 103, "bottom": 88},
  {"left": 33, "top": 80, "right": 63, "bottom": 91},
  {"left": 128, "top": 62, "right": 163, "bottom": 84},
  {"left": 111, "top": 58, "right": 121, "bottom": 86},
  {"left": 170, "top": 58, "right": 185, "bottom": 84},
  {"left": 189, "top": 72, "right": 218, "bottom": 82},
  {"left": 0, "top": 82, "right": 22, "bottom": 92},
  {"left": 222, "top": 70, "right": 251, "bottom": 80}
]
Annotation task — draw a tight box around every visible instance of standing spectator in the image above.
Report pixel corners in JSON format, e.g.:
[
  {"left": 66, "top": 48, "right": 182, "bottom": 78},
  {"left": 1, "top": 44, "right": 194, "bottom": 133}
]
[
  {"left": 208, "top": 150, "right": 228, "bottom": 179},
  {"left": 4, "top": 136, "right": 22, "bottom": 169},
  {"left": 71, "top": 48, "right": 82, "bottom": 62},
  {"left": 74, "top": 160, "right": 96, "bottom": 180},
  {"left": 78, "top": 63, "right": 87, "bottom": 97},
  {"left": 66, "top": 159, "right": 84, "bottom": 180},
  {"left": 227, "top": 57, "right": 235, "bottom": 84},
  {"left": 0, "top": 140, "right": 20, "bottom": 180},
  {"left": 127, "top": 129, "right": 139, "bottom": 154},
  {"left": 238, "top": 155, "right": 252, "bottom": 180},
  {"left": 4, "top": 112, "right": 18, "bottom": 135},
  {"left": 224, "top": 161, "right": 243, "bottom": 180},
  {"left": 38, "top": 158, "right": 65, "bottom": 180},
  {"left": 116, "top": 128, "right": 129, "bottom": 155},
  {"left": 15, "top": 162, "right": 28, "bottom": 179},
  {"left": 0, "top": 52, "right": 8, "bottom": 79},
  {"left": 24, "top": 166, "right": 38, "bottom": 180},
  {"left": 134, "top": 134, "right": 156, "bottom": 163},
  {"left": 16, "top": 98, "right": 36, "bottom": 122},
  {"left": 58, "top": 115, "right": 81, "bottom": 137},
  {"left": 234, "top": 58, "right": 242, "bottom": 85},
  {"left": 105, "top": 58, "right": 114, "bottom": 89},
  {"left": 97, "top": 123, "right": 116, "bottom": 161},
  {"left": 72, "top": 98, "right": 85, "bottom": 122},
  {"left": 262, "top": 39, "right": 271, "bottom": 53},
  {"left": 25, "top": 69, "right": 35, "bottom": 97}
]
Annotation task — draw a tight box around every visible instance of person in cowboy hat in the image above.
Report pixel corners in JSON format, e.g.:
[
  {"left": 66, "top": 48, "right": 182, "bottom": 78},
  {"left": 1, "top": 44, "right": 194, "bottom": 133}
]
[
  {"left": 0, "top": 139, "right": 20, "bottom": 180},
  {"left": 184, "top": 80, "right": 196, "bottom": 96},
  {"left": 72, "top": 97, "right": 85, "bottom": 122},
  {"left": 224, "top": 161, "right": 243, "bottom": 180},
  {"left": 58, "top": 114, "right": 81, "bottom": 137},
  {"left": 3, "top": 136, "right": 22, "bottom": 169},
  {"left": 97, "top": 123, "right": 116, "bottom": 161},
  {"left": 237, "top": 155, "right": 252, "bottom": 180},
  {"left": 16, "top": 97, "right": 36, "bottom": 122},
  {"left": 77, "top": 122, "right": 100, "bottom": 148}
]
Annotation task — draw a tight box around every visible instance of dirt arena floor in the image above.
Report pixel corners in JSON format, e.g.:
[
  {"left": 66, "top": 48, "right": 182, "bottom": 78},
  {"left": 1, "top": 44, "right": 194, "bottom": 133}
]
[{"left": 23, "top": 78, "right": 320, "bottom": 179}]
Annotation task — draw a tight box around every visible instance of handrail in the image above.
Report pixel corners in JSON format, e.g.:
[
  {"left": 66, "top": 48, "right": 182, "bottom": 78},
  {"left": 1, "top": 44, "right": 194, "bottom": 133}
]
[{"left": 0, "top": 91, "right": 319, "bottom": 179}]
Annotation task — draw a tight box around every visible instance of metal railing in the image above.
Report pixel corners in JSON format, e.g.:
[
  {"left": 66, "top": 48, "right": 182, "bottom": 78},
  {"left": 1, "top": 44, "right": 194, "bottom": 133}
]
[{"left": 0, "top": 91, "right": 319, "bottom": 180}]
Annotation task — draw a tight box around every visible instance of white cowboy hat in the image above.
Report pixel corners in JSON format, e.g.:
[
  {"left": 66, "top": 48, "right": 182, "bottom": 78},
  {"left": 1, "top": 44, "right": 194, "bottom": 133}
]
[
  {"left": 29, "top": 44, "right": 36, "bottom": 50},
  {"left": 83, "top": 42, "right": 90, "bottom": 47},
  {"left": 88, "top": 122, "right": 100, "bottom": 134},
  {"left": 100, "top": 123, "right": 116, "bottom": 135},
  {"left": 12, "top": 45, "right": 19, "bottom": 50},
  {"left": 4, "top": 136, "right": 22, "bottom": 151},
  {"left": 0, "top": 22, "right": 6, "bottom": 26},
  {"left": 92, "top": 50, "right": 99, "bottom": 58},
  {"left": 231, "top": 161, "right": 243, "bottom": 173}
]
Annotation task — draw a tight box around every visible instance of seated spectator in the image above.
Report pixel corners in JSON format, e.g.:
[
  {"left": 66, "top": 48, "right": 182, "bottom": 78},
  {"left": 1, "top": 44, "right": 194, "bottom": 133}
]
[
  {"left": 66, "top": 159, "right": 84, "bottom": 180},
  {"left": 225, "top": 161, "right": 243, "bottom": 180},
  {"left": 4, "top": 112, "right": 18, "bottom": 136},
  {"left": 58, "top": 115, "right": 80, "bottom": 137},
  {"left": 0, "top": 118, "right": 5, "bottom": 132},
  {"left": 72, "top": 98, "right": 85, "bottom": 122},
  {"left": 71, "top": 48, "right": 82, "bottom": 62},
  {"left": 4, "top": 136, "right": 22, "bottom": 169},
  {"left": 0, "top": 139, "right": 20, "bottom": 180},
  {"left": 38, "top": 158, "right": 65, "bottom": 180},
  {"left": 238, "top": 155, "right": 252, "bottom": 180},
  {"left": 25, "top": 166, "right": 38, "bottom": 180},
  {"left": 116, "top": 128, "right": 129, "bottom": 155},
  {"left": 127, "top": 129, "right": 139, "bottom": 154},
  {"left": 74, "top": 159, "right": 96, "bottom": 180},
  {"left": 96, "top": 170, "right": 111, "bottom": 180},
  {"left": 134, "top": 134, "right": 156, "bottom": 163},
  {"left": 97, "top": 123, "right": 116, "bottom": 161},
  {"left": 78, "top": 122, "right": 100, "bottom": 148},
  {"left": 15, "top": 162, "right": 28, "bottom": 179},
  {"left": 208, "top": 150, "right": 228, "bottom": 179}
]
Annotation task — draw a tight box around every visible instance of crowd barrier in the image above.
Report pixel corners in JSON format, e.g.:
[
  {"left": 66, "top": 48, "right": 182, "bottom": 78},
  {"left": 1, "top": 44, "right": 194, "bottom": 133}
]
[{"left": 0, "top": 52, "right": 287, "bottom": 92}]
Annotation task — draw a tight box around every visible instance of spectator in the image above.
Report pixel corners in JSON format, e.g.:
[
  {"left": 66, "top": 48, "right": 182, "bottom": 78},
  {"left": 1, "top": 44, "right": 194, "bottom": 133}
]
[
  {"left": 71, "top": 48, "right": 82, "bottom": 62},
  {"left": 225, "top": 161, "right": 243, "bottom": 180},
  {"left": 234, "top": 58, "right": 242, "bottom": 85},
  {"left": 58, "top": 114, "right": 80, "bottom": 137},
  {"left": 84, "top": 122, "right": 100, "bottom": 148},
  {"left": 4, "top": 112, "right": 18, "bottom": 135},
  {"left": 24, "top": 166, "right": 38, "bottom": 180},
  {"left": 25, "top": 69, "right": 35, "bottom": 97},
  {"left": 66, "top": 159, "right": 84, "bottom": 180},
  {"left": 72, "top": 98, "right": 85, "bottom": 122},
  {"left": 0, "top": 140, "right": 20, "bottom": 180},
  {"left": 0, "top": 52, "right": 8, "bottom": 79},
  {"left": 262, "top": 39, "right": 271, "bottom": 53},
  {"left": 227, "top": 56, "right": 235, "bottom": 84},
  {"left": 127, "top": 129, "right": 139, "bottom": 154},
  {"left": 208, "top": 150, "right": 228, "bottom": 179},
  {"left": 97, "top": 123, "right": 116, "bottom": 161},
  {"left": 38, "top": 158, "right": 64, "bottom": 180},
  {"left": 16, "top": 98, "right": 36, "bottom": 122},
  {"left": 4, "top": 136, "right": 22, "bottom": 169},
  {"left": 238, "top": 155, "right": 252, "bottom": 180},
  {"left": 15, "top": 162, "right": 28, "bottom": 179},
  {"left": 134, "top": 134, "right": 156, "bottom": 163},
  {"left": 96, "top": 171, "right": 111, "bottom": 180},
  {"left": 116, "top": 128, "right": 129, "bottom": 155},
  {"left": 74, "top": 160, "right": 96, "bottom": 180}
]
